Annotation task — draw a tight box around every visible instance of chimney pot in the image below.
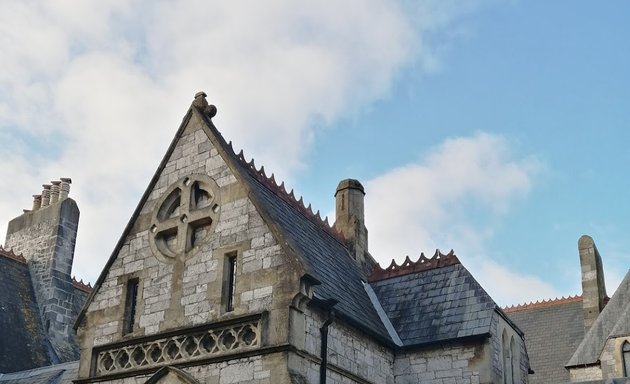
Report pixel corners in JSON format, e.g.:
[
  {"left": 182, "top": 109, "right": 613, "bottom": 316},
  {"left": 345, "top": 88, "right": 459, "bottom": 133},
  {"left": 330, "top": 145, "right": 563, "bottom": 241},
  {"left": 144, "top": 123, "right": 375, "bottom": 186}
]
[
  {"left": 50, "top": 181, "right": 61, "bottom": 204},
  {"left": 41, "top": 184, "right": 52, "bottom": 207},
  {"left": 32, "top": 195, "right": 42, "bottom": 211},
  {"left": 59, "top": 178, "right": 71, "bottom": 200}
]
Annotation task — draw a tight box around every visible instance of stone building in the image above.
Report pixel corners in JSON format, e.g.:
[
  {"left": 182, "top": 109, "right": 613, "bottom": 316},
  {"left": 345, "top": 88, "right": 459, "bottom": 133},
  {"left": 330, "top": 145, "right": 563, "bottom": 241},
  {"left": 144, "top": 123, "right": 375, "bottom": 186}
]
[
  {"left": 2, "top": 93, "right": 630, "bottom": 383},
  {"left": 66, "top": 92, "right": 530, "bottom": 384},
  {"left": 0, "top": 179, "right": 91, "bottom": 375},
  {"left": 506, "top": 236, "right": 630, "bottom": 383}
]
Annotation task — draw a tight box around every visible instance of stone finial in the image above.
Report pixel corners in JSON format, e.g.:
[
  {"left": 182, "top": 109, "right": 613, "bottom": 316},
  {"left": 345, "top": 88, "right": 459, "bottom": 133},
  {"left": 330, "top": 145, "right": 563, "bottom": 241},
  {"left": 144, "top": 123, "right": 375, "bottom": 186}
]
[
  {"left": 191, "top": 91, "right": 217, "bottom": 117},
  {"left": 50, "top": 181, "right": 61, "bottom": 204},
  {"left": 578, "top": 235, "right": 607, "bottom": 334},
  {"left": 60, "top": 178, "right": 71, "bottom": 200},
  {"left": 192, "top": 91, "right": 208, "bottom": 108},
  {"left": 41, "top": 184, "right": 52, "bottom": 207},
  {"left": 32, "top": 195, "right": 42, "bottom": 211}
]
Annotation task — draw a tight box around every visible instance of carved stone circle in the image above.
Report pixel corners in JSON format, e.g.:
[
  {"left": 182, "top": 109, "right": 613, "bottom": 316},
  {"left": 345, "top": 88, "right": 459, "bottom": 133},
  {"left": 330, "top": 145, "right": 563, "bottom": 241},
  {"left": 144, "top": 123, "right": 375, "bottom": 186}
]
[{"left": 149, "top": 175, "right": 221, "bottom": 261}]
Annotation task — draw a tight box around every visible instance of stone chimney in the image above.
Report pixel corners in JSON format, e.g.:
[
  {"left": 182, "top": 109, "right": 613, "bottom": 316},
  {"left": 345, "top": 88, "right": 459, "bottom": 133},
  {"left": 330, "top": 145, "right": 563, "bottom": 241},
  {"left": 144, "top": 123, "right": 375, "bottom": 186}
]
[
  {"left": 335, "top": 179, "right": 374, "bottom": 272},
  {"left": 578, "top": 235, "right": 607, "bottom": 334},
  {"left": 4, "top": 178, "right": 80, "bottom": 360}
]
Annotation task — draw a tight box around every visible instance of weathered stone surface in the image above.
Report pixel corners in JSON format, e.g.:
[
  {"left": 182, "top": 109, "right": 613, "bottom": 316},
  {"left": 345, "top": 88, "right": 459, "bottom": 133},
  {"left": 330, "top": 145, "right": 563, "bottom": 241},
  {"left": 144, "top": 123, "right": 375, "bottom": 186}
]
[
  {"left": 77, "top": 103, "right": 302, "bottom": 381},
  {"left": 4, "top": 197, "right": 83, "bottom": 363}
]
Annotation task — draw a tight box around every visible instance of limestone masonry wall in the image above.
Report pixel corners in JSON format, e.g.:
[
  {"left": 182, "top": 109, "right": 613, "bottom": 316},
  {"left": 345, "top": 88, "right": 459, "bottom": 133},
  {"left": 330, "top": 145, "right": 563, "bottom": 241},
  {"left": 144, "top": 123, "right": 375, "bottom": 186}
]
[
  {"left": 394, "top": 343, "right": 488, "bottom": 384},
  {"left": 78, "top": 110, "right": 302, "bottom": 380},
  {"left": 289, "top": 306, "right": 394, "bottom": 384},
  {"left": 568, "top": 365, "right": 602, "bottom": 382},
  {"left": 599, "top": 336, "right": 629, "bottom": 379}
]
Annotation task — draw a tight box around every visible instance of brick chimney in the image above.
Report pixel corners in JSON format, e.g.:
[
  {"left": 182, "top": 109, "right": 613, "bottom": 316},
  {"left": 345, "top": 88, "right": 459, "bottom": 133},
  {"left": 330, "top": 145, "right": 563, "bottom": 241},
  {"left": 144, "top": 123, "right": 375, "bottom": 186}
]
[
  {"left": 335, "top": 179, "right": 375, "bottom": 273},
  {"left": 578, "top": 235, "right": 607, "bottom": 334}
]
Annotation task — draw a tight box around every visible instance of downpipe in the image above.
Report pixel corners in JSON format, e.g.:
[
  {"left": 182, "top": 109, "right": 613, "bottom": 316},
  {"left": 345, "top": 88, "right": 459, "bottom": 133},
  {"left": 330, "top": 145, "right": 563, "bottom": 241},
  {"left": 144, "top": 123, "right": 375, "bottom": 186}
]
[{"left": 320, "top": 309, "right": 335, "bottom": 384}]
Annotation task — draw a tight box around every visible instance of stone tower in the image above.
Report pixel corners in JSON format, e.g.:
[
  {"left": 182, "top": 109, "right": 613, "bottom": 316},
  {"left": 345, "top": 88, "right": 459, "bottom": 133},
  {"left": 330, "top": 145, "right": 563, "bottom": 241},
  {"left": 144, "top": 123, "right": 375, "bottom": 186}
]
[{"left": 4, "top": 178, "right": 81, "bottom": 361}]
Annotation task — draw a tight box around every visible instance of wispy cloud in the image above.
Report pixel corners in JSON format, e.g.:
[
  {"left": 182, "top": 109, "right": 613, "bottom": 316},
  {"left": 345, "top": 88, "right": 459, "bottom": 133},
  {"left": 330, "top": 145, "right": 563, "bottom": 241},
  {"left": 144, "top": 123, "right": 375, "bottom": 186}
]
[
  {"left": 365, "top": 132, "right": 551, "bottom": 305},
  {"left": 0, "top": 1, "right": 488, "bottom": 281}
]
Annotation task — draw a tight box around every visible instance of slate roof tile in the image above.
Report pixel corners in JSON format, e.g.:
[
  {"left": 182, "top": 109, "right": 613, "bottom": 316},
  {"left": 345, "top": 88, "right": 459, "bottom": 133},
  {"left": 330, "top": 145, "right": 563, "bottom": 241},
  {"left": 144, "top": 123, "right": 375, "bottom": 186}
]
[
  {"left": 370, "top": 254, "right": 499, "bottom": 347},
  {"left": 0, "top": 249, "right": 52, "bottom": 373},
  {"left": 506, "top": 295, "right": 584, "bottom": 384},
  {"left": 197, "top": 110, "right": 392, "bottom": 342},
  {"left": 0, "top": 361, "right": 78, "bottom": 384}
]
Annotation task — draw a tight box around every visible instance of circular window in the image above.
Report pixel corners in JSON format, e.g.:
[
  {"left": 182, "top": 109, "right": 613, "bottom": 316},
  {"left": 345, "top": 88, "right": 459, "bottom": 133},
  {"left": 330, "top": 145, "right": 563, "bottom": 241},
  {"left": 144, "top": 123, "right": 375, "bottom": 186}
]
[{"left": 149, "top": 174, "right": 221, "bottom": 261}]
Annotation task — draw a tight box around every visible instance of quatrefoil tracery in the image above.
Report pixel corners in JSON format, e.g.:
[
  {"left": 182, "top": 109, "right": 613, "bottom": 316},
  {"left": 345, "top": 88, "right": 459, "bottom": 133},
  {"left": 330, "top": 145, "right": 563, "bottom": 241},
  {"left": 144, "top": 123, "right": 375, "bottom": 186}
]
[
  {"left": 150, "top": 175, "right": 221, "bottom": 260},
  {"left": 95, "top": 322, "right": 261, "bottom": 375}
]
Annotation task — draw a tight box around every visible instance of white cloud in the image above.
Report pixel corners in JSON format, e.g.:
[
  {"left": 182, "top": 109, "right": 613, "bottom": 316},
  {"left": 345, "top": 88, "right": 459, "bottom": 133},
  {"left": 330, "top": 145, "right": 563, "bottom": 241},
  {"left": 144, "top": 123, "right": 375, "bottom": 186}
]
[
  {"left": 469, "top": 259, "right": 560, "bottom": 306},
  {"left": 365, "top": 132, "right": 551, "bottom": 305},
  {"left": 0, "top": 1, "right": 486, "bottom": 282}
]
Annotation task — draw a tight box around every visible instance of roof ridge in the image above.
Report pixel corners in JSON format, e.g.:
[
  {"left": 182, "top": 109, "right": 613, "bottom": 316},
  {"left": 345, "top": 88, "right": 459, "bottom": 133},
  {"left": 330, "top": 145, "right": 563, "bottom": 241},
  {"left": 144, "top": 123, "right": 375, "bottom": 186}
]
[
  {"left": 0, "top": 245, "right": 26, "bottom": 263},
  {"left": 72, "top": 276, "right": 93, "bottom": 293},
  {"left": 503, "top": 294, "right": 582, "bottom": 313},
  {"left": 368, "top": 250, "right": 460, "bottom": 282},
  {"left": 226, "top": 141, "right": 346, "bottom": 243}
]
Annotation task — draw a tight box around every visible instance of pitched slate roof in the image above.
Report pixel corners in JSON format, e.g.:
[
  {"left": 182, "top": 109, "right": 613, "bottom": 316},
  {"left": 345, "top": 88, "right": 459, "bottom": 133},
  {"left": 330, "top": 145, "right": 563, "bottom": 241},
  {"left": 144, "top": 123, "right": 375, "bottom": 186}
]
[
  {"left": 0, "top": 242, "right": 91, "bottom": 374},
  {"left": 0, "top": 361, "right": 78, "bottom": 384},
  {"left": 505, "top": 295, "right": 584, "bottom": 384},
  {"left": 0, "top": 247, "right": 54, "bottom": 373},
  {"left": 369, "top": 251, "right": 501, "bottom": 347},
  {"left": 568, "top": 270, "right": 630, "bottom": 367},
  {"left": 197, "top": 104, "right": 392, "bottom": 343}
]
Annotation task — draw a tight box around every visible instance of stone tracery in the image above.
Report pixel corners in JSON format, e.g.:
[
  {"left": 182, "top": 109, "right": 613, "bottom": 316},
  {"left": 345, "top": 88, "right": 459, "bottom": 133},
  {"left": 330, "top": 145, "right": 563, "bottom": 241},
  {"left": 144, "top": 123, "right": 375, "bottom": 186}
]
[
  {"left": 150, "top": 175, "right": 221, "bottom": 260},
  {"left": 94, "top": 319, "right": 260, "bottom": 376}
]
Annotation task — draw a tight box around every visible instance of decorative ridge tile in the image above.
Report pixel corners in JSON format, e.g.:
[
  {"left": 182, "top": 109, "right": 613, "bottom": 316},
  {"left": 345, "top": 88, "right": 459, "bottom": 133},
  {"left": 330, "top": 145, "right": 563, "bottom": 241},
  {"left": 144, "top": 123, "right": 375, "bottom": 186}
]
[
  {"left": 503, "top": 294, "right": 583, "bottom": 313},
  {"left": 72, "top": 277, "right": 93, "bottom": 293},
  {"left": 0, "top": 245, "right": 26, "bottom": 263},
  {"left": 224, "top": 140, "right": 345, "bottom": 243},
  {"left": 368, "top": 250, "right": 460, "bottom": 282}
]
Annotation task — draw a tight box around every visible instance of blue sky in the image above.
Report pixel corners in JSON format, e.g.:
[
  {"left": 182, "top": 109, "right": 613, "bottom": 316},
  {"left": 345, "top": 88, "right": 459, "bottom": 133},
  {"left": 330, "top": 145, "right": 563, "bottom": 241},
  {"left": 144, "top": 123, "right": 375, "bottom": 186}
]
[{"left": 0, "top": 0, "right": 628, "bottom": 305}]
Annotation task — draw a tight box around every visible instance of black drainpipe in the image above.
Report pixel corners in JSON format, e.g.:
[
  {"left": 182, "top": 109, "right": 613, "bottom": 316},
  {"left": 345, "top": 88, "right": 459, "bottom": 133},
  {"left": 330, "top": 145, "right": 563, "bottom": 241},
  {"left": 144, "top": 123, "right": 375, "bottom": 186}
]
[{"left": 320, "top": 299, "right": 337, "bottom": 384}]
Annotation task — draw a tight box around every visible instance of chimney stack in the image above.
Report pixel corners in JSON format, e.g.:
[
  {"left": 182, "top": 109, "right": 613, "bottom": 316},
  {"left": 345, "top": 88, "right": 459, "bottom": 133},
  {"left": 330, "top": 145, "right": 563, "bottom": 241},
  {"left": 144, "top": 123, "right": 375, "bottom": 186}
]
[
  {"left": 6, "top": 177, "right": 80, "bottom": 355},
  {"left": 578, "top": 235, "right": 607, "bottom": 334},
  {"left": 50, "top": 181, "right": 61, "bottom": 204},
  {"left": 335, "top": 179, "right": 373, "bottom": 271},
  {"left": 41, "top": 184, "right": 51, "bottom": 207}
]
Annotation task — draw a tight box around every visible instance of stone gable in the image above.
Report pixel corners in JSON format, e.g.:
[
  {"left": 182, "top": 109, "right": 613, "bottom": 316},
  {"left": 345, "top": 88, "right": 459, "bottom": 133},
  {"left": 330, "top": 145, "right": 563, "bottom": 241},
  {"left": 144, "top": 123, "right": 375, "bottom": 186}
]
[{"left": 77, "top": 99, "right": 303, "bottom": 381}]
